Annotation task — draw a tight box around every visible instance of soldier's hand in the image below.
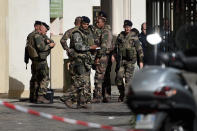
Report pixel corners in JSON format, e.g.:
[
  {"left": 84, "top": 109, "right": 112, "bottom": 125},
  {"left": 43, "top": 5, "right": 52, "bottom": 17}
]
[
  {"left": 139, "top": 62, "right": 144, "bottom": 69},
  {"left": 111, "top": 55, "right": 115, "bottom": 62},
  {"left": 49, "top": 43, "right": 55, "bottom": 47},
  {"left": 95, "top": 58, "right": 99, "bottom": 65},
  {"left": 90, "top": 45, "right": 98, "bottom": 50},
  {"left": 67, "top": 62, "right": 70, "bottom": 70},
  {"left": 47, "top": 39, "right": 50, "bottom": 43}
]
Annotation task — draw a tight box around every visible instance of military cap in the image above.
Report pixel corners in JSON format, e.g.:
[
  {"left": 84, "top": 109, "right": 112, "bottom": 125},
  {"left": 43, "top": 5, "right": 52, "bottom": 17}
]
[
  {"left": 81, "top": 16, "right": 90, "bottom": 24},
  {"left": 124, "top": 20, "right": 133, "bottom": 27},
  {"left": 42, "top": 22, "right": 50, "bottom": 30},
  {"left": 98, "top": 11, "right": 107, "bottom": 19},
  {"left": 34, "top": 21, "right": 42, "bottom": 26}
]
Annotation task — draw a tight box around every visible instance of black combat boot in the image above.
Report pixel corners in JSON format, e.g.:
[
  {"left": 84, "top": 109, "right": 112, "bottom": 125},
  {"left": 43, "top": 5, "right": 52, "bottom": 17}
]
[
  {"left": 102, "top": 89, "right": 111, "bottom": 103},
  {"left": 64, "top": 99, "right": 77, "bottom": 109},
  {"left": 37, "top": 96, "right": 50, "bottom": 104},
  {"left": 92, "top": 89, "right": 102, "bottom": 103},
  {"left": 77, "top": 97, "right": 89, "bottom": 109},
  {"left": 118, "top": 85, "right": 125, "bottom": 102}
]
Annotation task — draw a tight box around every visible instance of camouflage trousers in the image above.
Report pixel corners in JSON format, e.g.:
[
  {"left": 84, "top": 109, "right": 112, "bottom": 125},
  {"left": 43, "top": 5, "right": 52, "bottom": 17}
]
[
  {"left": 30, "top": 63, "right": 38, "bottom": 101},
  {"left": 94, "top": 55, "right": 110, "bottom": 99},
  {"left": 115, "top": 60, "right": 135, "bottom": 96},
  {"left": 102, "top": 54, "right": 112, "bottom": 98},
  {"left": 31, "top": 60, "right": 49, "bottom": 98},
  {"left": 61, "top": 68, "right": 91, "bottom": 104}
]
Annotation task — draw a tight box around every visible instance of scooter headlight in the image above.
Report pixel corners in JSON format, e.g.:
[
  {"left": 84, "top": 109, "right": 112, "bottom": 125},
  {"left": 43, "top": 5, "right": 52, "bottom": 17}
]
[{"left": 147, "top": 33, "right": 162, "bottom": 45}]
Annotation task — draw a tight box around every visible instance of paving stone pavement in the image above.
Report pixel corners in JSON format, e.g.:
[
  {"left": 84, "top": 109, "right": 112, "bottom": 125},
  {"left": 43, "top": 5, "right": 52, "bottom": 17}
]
[{"left": 0, "top": 86, "right": 134, "bottom": 131}]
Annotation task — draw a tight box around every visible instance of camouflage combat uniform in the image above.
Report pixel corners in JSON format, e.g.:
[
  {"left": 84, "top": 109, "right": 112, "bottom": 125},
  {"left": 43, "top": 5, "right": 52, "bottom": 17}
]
[
  {"left": 93, "top": 25, "right": 113, "bottom": 102},
  {"left": 32, "top": 33, "right": 52, "bottom": 98},
  {"left": 60, "top": 27, "right": 79, "bottom": 102},
  {"left": 114, "top": 31, "right": 144, "bottom": 101},
  {"left": 60, "top": 26, "right": 79, "bottom": 56},
  {"left": 26, "top": 30, "right": 39, "bottom": 102},
  {"left": 63, "top": 27, "right": 95, "bottom": 107}
]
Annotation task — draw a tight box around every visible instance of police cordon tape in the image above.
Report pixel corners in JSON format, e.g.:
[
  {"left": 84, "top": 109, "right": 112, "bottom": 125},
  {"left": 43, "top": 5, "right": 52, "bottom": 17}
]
[{"left": 0, "top": 100, "right": 142, "bottom": 131}]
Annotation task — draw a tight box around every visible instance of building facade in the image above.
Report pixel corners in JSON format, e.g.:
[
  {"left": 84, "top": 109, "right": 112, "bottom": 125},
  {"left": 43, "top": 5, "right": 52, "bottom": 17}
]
[{"left": 0, "top": 0, "right": 146, "bottom": 98}]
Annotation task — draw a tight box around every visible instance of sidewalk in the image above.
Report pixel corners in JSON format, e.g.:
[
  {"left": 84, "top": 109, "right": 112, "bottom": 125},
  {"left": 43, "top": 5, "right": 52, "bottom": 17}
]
[{"left": 0, "top": 85, "right": 133, "bottom": 131}]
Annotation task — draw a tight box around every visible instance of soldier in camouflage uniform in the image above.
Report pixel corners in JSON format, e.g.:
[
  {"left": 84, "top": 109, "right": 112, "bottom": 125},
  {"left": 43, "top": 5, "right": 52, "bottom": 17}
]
[
  {"left": 25, "top": 21, "right": 42, "bottom": 103},
  {"left": 92, "top": 15, "right": 113, "bottom": 103},
  {"left": 60, "top": 16, "right": 81, "bottom": 55},
  {"left": 33, "top": 23, "right": 55, "bottom": 103},
  {"left": 98, "top": 12, "right": 114, "bottom": 103},
  {"left": 63, "top": 16, "right": 97, "bottom": 109},
  {"left": 113, "top": 20, "right": 144, "bottom": 102},
  {"left": 60, "top": 17, "right": 82, "bottom": 103}
]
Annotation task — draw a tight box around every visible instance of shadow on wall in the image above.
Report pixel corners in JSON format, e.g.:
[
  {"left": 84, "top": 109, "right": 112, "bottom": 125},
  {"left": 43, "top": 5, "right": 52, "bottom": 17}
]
[{"left": 9, "top": 76, "right": 25, "bottom": 99}]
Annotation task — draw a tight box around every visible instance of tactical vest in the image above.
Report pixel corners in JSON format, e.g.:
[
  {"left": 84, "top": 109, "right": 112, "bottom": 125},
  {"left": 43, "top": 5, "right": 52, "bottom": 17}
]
[
  {"left": 71, "top": 28, "right": 95, "bottom": 74},
  {"left": 102, "top": 25, "right": 113, "bottom": 52},
  {"left": 96, "top": 25, "right": 113, "bottom": 57},
  {"left": 117, "top": 31, "right": 137, "bottom": 60},
  {"left": 67, "top": 27, "right": 80, "bottom": 49},
  {"left": 34, "top": 33, "right": 51, "bottom": 60},
  {"left": 71, "top": 28, "right": 95, "bottom": 52}
]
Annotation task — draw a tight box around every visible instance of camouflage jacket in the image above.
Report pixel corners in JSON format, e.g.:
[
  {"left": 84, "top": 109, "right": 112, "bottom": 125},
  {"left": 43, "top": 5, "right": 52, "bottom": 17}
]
[
  {"left": 43, "top": 34, "right": 54, "bottom": 44},
  {"left": 96, "top": 25, "right": 113, "bottom": 58},
  {"left": 114, "top": 31, "right": 144, "bottom": 62},
  {"left": 60, "top": 26, "right": 79, "bottom": 53},
  {"left": 34, "top": 33, "right": 52, "bottom": 60}
]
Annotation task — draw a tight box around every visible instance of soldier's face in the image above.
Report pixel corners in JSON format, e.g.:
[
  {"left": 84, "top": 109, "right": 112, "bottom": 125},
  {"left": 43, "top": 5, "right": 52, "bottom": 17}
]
[
  {"left": 34, "top": 25, "right": 40, "bottom": 31},
  {"left": 40, "top": 25, "right": 47, "bottom": 35},
  {"left": 97, "top": 19, "right": 104, "bottom": 29},
  {"left": 142, "top": 23, "right": 147, "bottom": 34},
  {"left": 124, "top": 26, "right": 131, "bottom": 34},
  {"left": 81, "top": 22, "right": 89, "bottom": 30}
]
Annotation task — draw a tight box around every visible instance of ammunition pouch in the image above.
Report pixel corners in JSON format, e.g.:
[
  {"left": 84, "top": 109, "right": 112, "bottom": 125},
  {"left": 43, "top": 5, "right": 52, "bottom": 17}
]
[
  {"left": 38, "top": 51, "right": 50, "bottom": 60},
  {"left": 120, "top": 48, "right": 127, "bottom": 58},
  {"left": 74, "top": 59, "right": 86, "bottom": 75},
  {"left": 126, "top": 48, "right": 134, "bottom": 60},
  {"left": 87, "top": 38, "right": 94, "bottom": 46}
]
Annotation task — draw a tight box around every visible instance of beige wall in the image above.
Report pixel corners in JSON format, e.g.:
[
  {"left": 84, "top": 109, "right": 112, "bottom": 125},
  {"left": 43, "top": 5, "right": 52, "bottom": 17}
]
[
  {"left": 0, "top": 0, "right": 9, "bottom": 94},
  {"left": 8, "top": 0, "right": 50, "bottom": 98},
  {"left": 112, "top": 0, "right": 146, "bottom": 35},
  {"left": 50, "top": 36, "right": 64, "bottom": 90}
]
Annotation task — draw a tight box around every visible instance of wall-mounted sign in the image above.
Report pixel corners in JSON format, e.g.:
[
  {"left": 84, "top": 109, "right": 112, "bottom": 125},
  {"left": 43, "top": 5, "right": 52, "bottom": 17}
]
[{"left": 50, "top": 0, "right": 63, "bottom": 18}]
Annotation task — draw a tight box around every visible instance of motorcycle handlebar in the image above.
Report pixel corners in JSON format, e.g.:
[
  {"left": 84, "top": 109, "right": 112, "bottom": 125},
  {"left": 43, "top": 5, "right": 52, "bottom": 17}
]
[{"left": 159, "top": 51, "right": 197, "bottom": 73}]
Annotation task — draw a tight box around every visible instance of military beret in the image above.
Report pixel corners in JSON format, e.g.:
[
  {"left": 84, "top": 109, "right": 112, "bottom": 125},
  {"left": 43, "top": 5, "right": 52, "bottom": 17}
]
[
  {"left": 34, "top": 21, "right": 42, "bottom": 26},
  {"left": 42, "top": 22, "right": 50, "bottom": 30},
  {"left": 124, "top": 20, "right": 133, "bottom": 27},
  {"left": 98, "top": 11, "right": 107, "bottom": 18},
  {"left": 81, "top": 16, "right": 90, "bottom": 24}
]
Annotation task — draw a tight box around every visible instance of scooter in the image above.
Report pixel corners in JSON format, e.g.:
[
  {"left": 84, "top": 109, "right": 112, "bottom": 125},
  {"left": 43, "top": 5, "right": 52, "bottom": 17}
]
[{"left": 127, "top": 25, "right": 197, "bottom": 131}]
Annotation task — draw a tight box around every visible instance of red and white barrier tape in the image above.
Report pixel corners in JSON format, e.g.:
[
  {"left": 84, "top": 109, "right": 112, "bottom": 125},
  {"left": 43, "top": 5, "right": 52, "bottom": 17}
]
[{"left": 0, "top": 100, "right": 141, "bottom": 131}]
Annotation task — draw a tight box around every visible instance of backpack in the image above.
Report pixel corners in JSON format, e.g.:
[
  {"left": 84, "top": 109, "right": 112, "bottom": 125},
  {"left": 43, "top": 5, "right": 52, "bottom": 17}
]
[{"left": 24, "top": 31, "right": 39, "bottom": 68}]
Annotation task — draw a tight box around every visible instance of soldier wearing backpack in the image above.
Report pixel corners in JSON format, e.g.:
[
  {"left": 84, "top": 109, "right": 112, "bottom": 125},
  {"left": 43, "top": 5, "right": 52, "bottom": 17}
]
[
  {"left": 33, "top": 23, "right": 55, "bottom": 104},
  {"left": 25, "top": 21, "right": 55, "bottom": 103},
  {"left": 25, "top": 21, "right": 42, "bottom": 103}
]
